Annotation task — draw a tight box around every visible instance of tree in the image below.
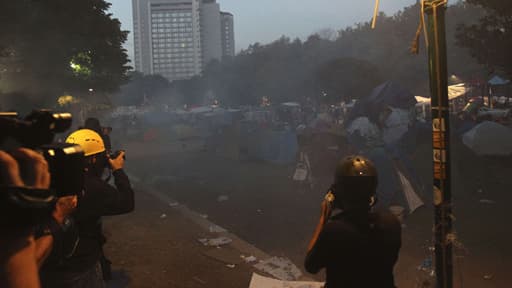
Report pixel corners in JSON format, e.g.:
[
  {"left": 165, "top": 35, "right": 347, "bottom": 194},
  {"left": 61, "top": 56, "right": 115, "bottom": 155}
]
[
  {"left": 456, "top": 0, "right": 512, "bottom": 77},
  {"left": 147, "top": 1, "right": 486, "bottom": 109},
  {"left": 315, "top": 58, "right": 382, "bottom": 103},
  {"left": 0, "top": 0, "right": 130, "bottom": 109},
  {"left": 112, "top": 72, "right": 170, "bottom": 106}
]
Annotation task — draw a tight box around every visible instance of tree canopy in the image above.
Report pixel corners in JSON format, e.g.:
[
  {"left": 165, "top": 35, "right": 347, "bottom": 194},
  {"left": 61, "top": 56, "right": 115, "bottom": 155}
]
[
  {"left": 160, "top": 2, "right": 485, "bottom": 107},
  {"left": 0, "top": 0, "right": 130, "bottom": 110},
  {"left": 456, "top": 0, "right": 512, "bottom": 77},
  {"left": 116, "top": 2, "right": 486, "bottom": 108}
]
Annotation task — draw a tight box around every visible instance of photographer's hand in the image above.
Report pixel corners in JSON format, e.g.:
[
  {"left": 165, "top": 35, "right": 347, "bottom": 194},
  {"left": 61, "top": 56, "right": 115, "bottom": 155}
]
[
  {"left": 8, "top": 148, "right": 50, "bottom": 189},
  {"left": 0, "top": 148, "right": 50, "bottom": 288},
  {"left": 108, "top": 151, "right": 125, "bottom": 172},
  {"left": 0, "top": 151, "right": 24, "bottom": 187}
]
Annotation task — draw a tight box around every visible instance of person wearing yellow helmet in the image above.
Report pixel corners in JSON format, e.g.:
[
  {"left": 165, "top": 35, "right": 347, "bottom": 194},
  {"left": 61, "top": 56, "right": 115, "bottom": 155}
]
[{"left": 39, "top": 129, "right": 134, "bottom": 288}]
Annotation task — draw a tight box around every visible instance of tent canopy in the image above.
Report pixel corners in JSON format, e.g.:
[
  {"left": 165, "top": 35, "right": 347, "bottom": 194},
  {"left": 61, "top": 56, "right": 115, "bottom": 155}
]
[
  {"left": 348, "top": 81, "right": 416, "bottom": 124},
  {"left": 462, "top": 121, "right": 512, "bottom": 156},
  {"left": 415, "top": 83, "right": 472, "bottom": 103},
  {"left": 488, "top": 75, "right": 510, "bottom": 86},
  {"left": 367, "top": 147, "right": 424, "bottom": 213}
]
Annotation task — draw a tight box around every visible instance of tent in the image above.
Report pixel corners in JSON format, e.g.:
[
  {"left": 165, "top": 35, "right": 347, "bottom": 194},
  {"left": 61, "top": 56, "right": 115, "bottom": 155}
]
[
  {"left": 348, "top": 81, "right": 417, "bottom": 124},
  {"left": 346, "top": 117, "right": 382, "bottom": 147},
  {"left": 381, "top": 107, "right": 411, "bottom": 145},
  {"left": 368, "top": 147, "right": 424, "bottom": 213},
  {"left": 488, "top": 75, "right": 510, "bottom": 86},
  {"left": 416, "top": 83, "right": 472, "bottom": 103},
  {"left": 462, "top": 121, "right": 512, "bottom": 156},
  {"left": 448, "top": 83, "right": 472, "bottom": 100}
]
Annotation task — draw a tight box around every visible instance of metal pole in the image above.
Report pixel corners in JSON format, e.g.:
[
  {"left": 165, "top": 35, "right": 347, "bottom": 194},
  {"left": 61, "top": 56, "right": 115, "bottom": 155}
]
[{"left": 424, "top": 1, "right": 453, "bottom": 288}]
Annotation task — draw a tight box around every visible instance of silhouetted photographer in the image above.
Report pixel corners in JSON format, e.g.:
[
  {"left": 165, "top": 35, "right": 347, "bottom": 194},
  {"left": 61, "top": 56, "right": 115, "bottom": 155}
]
[
  {"left": 305, "top": 155, "right": 402, "bottom": 288},
  {"left": 40, "top": 129, "right": 134, "bottom": 288}
]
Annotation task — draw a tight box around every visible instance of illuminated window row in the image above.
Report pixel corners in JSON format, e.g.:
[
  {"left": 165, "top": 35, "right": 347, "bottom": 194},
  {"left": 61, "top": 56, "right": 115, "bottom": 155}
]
[
  {"left": 153, "top": 56, "right": 196, "bottom": 62},
  {"left": 152, "top": 35, "right": 193, "bottom": 40},
  {"left": 152, "top": 12, "right": 192, "bottom": 18},
  {"left": 151, "top": 29, "right": 193, "bottom": 34},
  {"left": 151, "top": 17, "right": 192, "bottom": 23},
  {"left": 152, "top": 23, "right": 193, "bottom": 28}
]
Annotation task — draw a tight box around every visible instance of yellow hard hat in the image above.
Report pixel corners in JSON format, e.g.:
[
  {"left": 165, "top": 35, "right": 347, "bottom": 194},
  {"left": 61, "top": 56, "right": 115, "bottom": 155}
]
[{"left": 66, "top": 129, "right": 105, "bottom": 156}]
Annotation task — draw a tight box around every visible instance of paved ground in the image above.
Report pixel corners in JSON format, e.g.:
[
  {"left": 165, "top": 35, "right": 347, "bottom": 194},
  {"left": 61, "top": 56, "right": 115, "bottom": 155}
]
[
  {"left": 101, "top": 138, "right": 511, "bottom": 288},
  {"left": 103, "top": 189, "right": 259, "bottom": 288}
]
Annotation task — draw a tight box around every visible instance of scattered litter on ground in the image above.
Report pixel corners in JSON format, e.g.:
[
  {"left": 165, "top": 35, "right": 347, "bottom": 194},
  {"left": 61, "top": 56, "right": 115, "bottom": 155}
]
[
  {"left": 479, "top": 199, "right": 496, "bottom": 204},
  {"left": 160, "top": 213, "right": 167, "bottom": 219},
  {"left": 483, "top": 274, "right": 493, "bottom": 280},
  {"left": 253, "top": 256, "right": 302, "bottom": 281},
  {"left": 168, "top": 202, "right": 179, "bottom": 207},
  {"left": 209, "top": 225, "right": 227, "bottom": 233},
  {"left": 293, "top": 163, "right": 308, "bottom": 181},
  {"left": 203, "top": 247, "right": 243, "bottom": 264},
  {"left": 199, "top": 214, "right": 208, "bottom": 219},
  {"left": 192, "top": 276, "right": 206, "bottom": 285},
  {"left": 217, "top": 195, "right": 229, "bottom": 202},
  {"left": 198, "top": 237, "right": 232, "bottom": 247},
  {"left": 249, "top": 273, "right": 324, "bottom": 288},
  {"left": 225, "top": 264, "right": 236, "bottom": 269},
  {"left": 241, "top": 255, "right": 257, "bottom": 263}
]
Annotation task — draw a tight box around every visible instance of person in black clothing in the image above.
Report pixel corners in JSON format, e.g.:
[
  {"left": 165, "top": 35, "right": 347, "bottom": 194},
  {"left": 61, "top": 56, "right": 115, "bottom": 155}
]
[
  {"left": 40, "top": 129, "right": 134, "bottom": 288},
  {"left": 305, "top": 155, "right": 401, "bottom": 288},
  {"left": 83, "top": 117, "right": 112, "bottom": 154}
]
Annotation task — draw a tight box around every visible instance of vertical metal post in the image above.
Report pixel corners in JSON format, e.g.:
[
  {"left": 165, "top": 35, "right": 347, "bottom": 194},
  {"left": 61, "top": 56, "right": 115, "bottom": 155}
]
[{"left": 424, "top": 1, "right": 453, "bottom": 288}]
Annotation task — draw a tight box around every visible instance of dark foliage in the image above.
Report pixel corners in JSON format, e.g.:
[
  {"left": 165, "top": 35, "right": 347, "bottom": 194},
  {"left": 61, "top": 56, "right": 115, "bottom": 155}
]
[{"left": 0, "top": 0, "right": 130, "bottom": 109}]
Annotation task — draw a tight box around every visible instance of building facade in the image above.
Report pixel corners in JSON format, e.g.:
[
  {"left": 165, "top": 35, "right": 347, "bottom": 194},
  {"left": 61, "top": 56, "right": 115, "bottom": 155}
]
[
  {"left": 200, "top": 0, "right": 222, "bottom": 68},
  {"left": 220, "top": 12, "right": 235, "bottom": 59},
  {"left": 133, "top": 0, "right": 234, "bottom": 81},
  {"left": 132, "top": 0, "right": 202, "bottom": 81}
]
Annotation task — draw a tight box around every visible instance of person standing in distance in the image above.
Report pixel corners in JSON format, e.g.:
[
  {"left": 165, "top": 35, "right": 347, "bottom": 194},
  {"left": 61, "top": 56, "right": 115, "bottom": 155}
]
[
  {"left": 40, "top": 129, "right": 134, "bottom": 288},
  {"left": 305, "top": 155, "right": 401, "bottom": 288}
]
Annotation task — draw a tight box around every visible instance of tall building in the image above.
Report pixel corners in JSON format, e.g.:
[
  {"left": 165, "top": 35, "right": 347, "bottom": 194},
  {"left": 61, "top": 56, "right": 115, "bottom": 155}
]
[
  {"left": 132, "top": 0, "right": 234, "bottom": 81},
  {"left": 132, "top": 0, "right": 202, "bottom": 81},
  {"left": 220, "top": 12, "right": 235, "bottom": 58},
  {"left": 200, "top": 0, "right": 222, "bottom": 68}
]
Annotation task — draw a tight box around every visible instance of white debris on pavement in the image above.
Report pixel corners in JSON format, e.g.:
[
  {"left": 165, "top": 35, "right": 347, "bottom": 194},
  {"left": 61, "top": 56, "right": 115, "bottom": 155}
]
[
  {"left": 249, "top": 273, "right": 324, "bottom": 288},
  {"left": 209, "top": 225, "right": 227, "bottom": 233},
  {"left": 199, "top": 214, "right": 209, "bottom": 219},
  {"left": 241, "top": 255, "right": 257, "bottom": 263},
  {"left": 226, "top": 264, "right": 236, "bottom": 269},
  {"left": 217, "top": 195, "right": 229, "bottom": 202},
  {"left": 168, "top": 202, "right": 179, "bottom": 207},
  {"left": 253, "top": 257, "right": 302, "bottom": 281},
  {"left": 198, "top": 237, "right": 232, "bottom": 247},
  {"left": 160, "top": 213, "right": 167, "bottom": 219}
]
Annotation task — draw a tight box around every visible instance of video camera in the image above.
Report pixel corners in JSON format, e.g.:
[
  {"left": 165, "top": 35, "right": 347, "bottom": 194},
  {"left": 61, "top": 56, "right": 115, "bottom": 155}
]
[{"left": 0, "top": 110, "right": 85, "bottom": 228}]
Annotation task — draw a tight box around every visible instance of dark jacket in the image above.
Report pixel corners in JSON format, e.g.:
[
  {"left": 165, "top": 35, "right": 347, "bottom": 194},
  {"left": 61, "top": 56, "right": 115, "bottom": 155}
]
[
  {"left": 305, "top": 211, "right": 401, "bottom": 288},
  {"left": 40, "top": 169, "right": 134, "bottom": 283}
]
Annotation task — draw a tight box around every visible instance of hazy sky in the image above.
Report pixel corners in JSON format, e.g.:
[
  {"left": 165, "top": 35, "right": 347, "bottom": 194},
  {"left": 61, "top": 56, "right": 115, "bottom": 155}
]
[{"left": 109, "top": 0, "right": 420, "bottom": 60}]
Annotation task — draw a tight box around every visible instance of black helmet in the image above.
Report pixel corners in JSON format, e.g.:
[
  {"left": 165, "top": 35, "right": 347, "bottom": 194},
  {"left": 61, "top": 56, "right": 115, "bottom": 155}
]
[{"left": 332, "top": 155, "right": 378, "bottom": 209}]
